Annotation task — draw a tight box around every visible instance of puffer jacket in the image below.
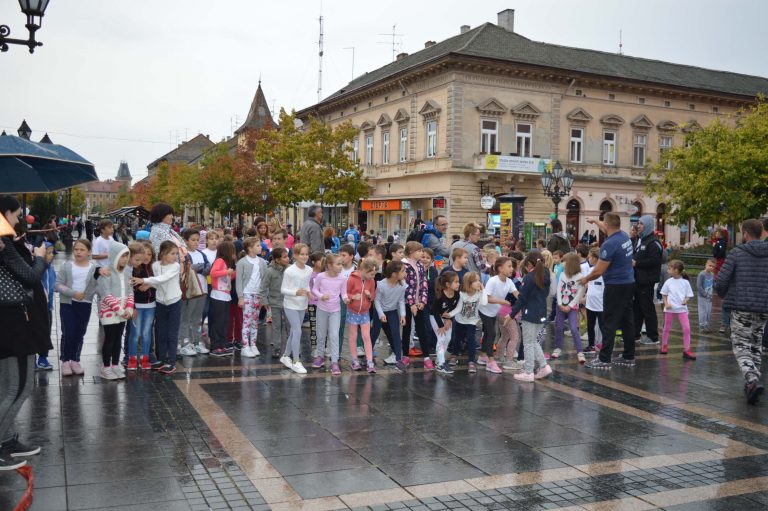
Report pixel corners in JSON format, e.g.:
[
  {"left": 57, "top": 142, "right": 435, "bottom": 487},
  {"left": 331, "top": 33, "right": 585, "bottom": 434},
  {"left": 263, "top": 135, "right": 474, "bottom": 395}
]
[{"left": 714, "top": 240, "right": 768, "bottom": 313}]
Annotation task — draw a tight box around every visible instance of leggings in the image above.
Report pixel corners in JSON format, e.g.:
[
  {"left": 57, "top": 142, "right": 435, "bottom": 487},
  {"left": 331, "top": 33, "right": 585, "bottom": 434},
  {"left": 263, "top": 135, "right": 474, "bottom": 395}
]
[
  {"left": 479, "top": 312, "right": 497, "bottom": 357},
  {"left": 60, "top": 301, "right": 92, "bottom": 362},
  {"left": 227, "top": 303, "right": 243, "bottom": 342},
  {"left": 381, "top": 310, "right": 404, "bottom": 361},
  {"left": 428, "top": 317, "right": 452, "bottom": 365},
  {"left": 0, "top": 355, "right": 34, "bottom": 444},
  {"left": 208, "top": 298, "right": 230, "bottom": 350},
  {"left": 315, "top": 308, "right": 341, "bottom": 362},
  {"left": 452, "top": 322, "right": 477, "bottom": 362},
  {"left": 284, "top": 308, "right": 306, "bottom": 360},
  {"left": 586, "top": 309, "right": 603, "bottom": 348},
  {"left": 521, "top": 321, "right": 548, "bottom": 374},
  {"left": 554, "top": 307, "right": 584, "bottom": 352},
  {"left": 495, "top": 316, "right": 519, "bottom": 360},
  {"left": 241, "top": 294, "right": 260, "bottom": 346},
  {"left": 402, "top": 305, "right": 428, "bottom": 356},
  {"left": 662, "top": 311, "right": 691, "bottom": 350},
  {"left": 102, "top": 323, "right": 126, "bottom": 366},
  {"left": 348, "top": 321, "right": 373, "bottom": 363},
  {"left": 308, "top": 304, "right": 318, "bottom": 349}
]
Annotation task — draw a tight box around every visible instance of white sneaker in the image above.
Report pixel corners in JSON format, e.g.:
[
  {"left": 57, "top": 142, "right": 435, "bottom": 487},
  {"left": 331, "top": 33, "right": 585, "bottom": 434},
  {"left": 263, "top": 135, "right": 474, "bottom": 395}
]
[
  {"left": 242, "top": 346, "right": 258, "bottom": 358},
  {"left": 384, "top": 353, "right": 397, "bottom": 365},
  {"left": 179, "top": 345, "right": 198, "bottom": 357},
  {"left": 280, "top": 355, "right": 293, "bottom": 370},
  {"left": 502, "top": 359, "right": 524, "bottom": 371},
  {"left": 357, "top": 346, "right": 365, "bottom": 357},
  {"left": 291, "top": 360, "right": 307, "bottom": 374},
  {"left": 551, "top": 348, "right": 563, "bottom": 359},
  {"left": 194, "top": 343, "right": 210, "bottom": 354},
  {"left": 100, "top": 366, "right": 118, "bottom": 380},
  {"left": 251, "top": 345, "right": 260, "bottom": 356},
  {"left": 111, "top": 364, "right": 126, "bottom": 379}
]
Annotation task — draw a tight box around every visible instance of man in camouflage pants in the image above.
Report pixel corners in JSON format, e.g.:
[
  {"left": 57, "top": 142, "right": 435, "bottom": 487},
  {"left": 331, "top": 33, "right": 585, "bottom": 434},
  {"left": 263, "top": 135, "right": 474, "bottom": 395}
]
[{"left": 715, "top": 219, "right": 768, "bottom": 405}]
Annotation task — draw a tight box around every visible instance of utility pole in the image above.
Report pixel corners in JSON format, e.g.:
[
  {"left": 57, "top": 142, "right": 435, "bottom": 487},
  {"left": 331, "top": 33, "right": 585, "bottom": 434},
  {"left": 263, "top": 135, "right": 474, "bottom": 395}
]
[{"left": 317, "top": 15, "right": 324, "bottom": 102}]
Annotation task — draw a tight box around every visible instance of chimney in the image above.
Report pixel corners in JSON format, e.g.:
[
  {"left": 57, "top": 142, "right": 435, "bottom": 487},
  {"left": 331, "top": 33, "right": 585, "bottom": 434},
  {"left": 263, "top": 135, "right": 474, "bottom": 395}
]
[
  {"left": 497, "top": 9, "right": 515, "bottom": 32},
  {"left": 396, "top": 52, "right": 409, "bottom": 61},
  {"left": 424, "top": 40, "right": 436, "bottom": 48},
  {"left": 460, "top": 24, "right": 470, "bottom": 34}
]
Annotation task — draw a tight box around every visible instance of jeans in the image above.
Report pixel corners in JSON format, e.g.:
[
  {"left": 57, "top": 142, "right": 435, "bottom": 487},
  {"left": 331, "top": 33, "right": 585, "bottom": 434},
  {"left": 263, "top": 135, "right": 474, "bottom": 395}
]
[
  {"left": 633, "top": 282, "right": 659, "bottom": 341},
  {"left": 129, "top": 307, "right": 156, "bottom": 357},
  {"left": 60, "top": 301, "right": 91, "bottom": 362},
  {"left": 452, "top": 321, "right": 477, "bottom": 362},
  {"left": 381, "top": 310, "right": 404, "bottom": 361},
  {"left": 156, "top": 300, "right": 182, "bottom": 364},
  {"left": 554, "top": 307, "right": 584, "bottom": 352},
  {"left": 521, "top": 321, "right": 548, "bottom": 374},
  {"left": 315, "top": 308, "right": 341, "bottom": 362},
  {"left": 598, "top": 283, "right": 636, "bottom": 362},
  {"left": 0, "top": 355, "right": 34, "bottom": 444},
  {"left": 698, "top": 298, "right": 712, "bottom": 328}
]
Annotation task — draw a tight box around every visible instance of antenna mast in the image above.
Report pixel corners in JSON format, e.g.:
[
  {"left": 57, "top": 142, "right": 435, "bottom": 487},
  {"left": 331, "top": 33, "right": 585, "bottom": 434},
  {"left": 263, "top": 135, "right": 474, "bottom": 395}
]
[
  {"left": 378, "top": 24, "right": 404, "bottom": 62},
  {"left": 618, "top": 29, "right": 623, "bottom": 55},
  {"left": 317, "top": 14, "right": 324, "bottom": 102}
]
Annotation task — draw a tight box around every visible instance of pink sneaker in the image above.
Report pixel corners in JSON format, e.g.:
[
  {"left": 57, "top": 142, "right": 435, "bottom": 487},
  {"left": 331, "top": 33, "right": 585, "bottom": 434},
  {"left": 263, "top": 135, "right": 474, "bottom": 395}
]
[
  {"left": 60, "top": 360, "right": 73, "bottom": 377},
  {"left": 514, "top": 372, "right": 534, "bottom": 382},
  {"left": 543, "top": 352, "right": 551, "bottom": 360},
  {"left": 423, "top": 358, "right": 435, "bottom": 371},
  {"left": 402, "top": 356, "right": 410, "bottom": 367},
  {"left": 477, "top": 354, "right": 489, "bottom": 366},
  {"left": 311, "top": 356, "right": 324, "bottom": 369},
  {"left": 534, "top": 364, "right": 553, "bottom": 379},
  {"left": 486, "top": 360, "right": 502, "bottom": 374},
  {"left": 330, "top": 362, "right": 341, "bottom": 375},
  {"left": 70, "top": 361, "right": 84, "bottom": 375}
]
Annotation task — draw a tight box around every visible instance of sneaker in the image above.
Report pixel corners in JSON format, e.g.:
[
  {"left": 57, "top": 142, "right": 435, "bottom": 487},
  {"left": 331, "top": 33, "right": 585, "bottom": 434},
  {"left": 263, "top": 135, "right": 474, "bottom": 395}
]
[
  {"left": 550, "top": 348, "right": 562, "bottom": 359},
  {"left": 139, "top": 355, "right": 152, "bottom": 370},
  {"left": 638, "top": 336, "right": 659, "bottom": 345},
  {"left": 611, "top": 355, "right": 636, "bottom": 368},
  {"left": 211, "top": 348, "right": 228, "bottom": 357},
  {"left": 585, "top": 358, "right": 612, "bottom": 370},
  {"left": 449, "top": 357, "right": 459, "bottom": 366},
  {"left": 100, "top": 366, "right": 118, "bottom": 380},
  {"left": 682, "top": 351, "right": 697, "bottom": 361},
  {"left": 486, "top": 360, "right": 502, "bottom": 374},
  {"left": 280, "top": 355, "right": 293, "bottom": 370},
  {"left": 367, "top": 361, "right": 376, "bottom": 374},
  {"left": 1, "top": 435, "right": 41, "bottom": 457},
  {"left": 232, "top": 342, "right": 244, "bottom": 351},
  {"left": 384, "top": 353, "right": 397, "bottom": 365},
  {"left": 0, "top": 455, "right": 26, "bottom": 471},
  {"left": 127, "top": 356, "right": 138, "bottom": 371},
  {"left": 151, "top": 360, "right": 165, "bottom": 369},
  {"left": 179, "top": 344, "right": 197, "bottom": 357},
  {"left": 745, "top": 381, "right": 764, "bottom": 405},
  {"left": 402, "top": 356, "right": 410, "bottom": 367},
  {"left": 181, "top": 338, "right": 190, "bottom": 349},
  {"left": 718, "top": 326, "right": 726, "bottom": 333},
  {"left": 543, "top": 352, "right": 551, "bottom": 360},
  {"left": 534, "top": 364, "right": 553, "bottom": 379},
  {"left": 564, "top": 329, "right": 573, "bottom": 337},
  {"left": 577, "top": 352, "right": 586, "bottom": 365},
  {"left": 583, "top": 345, "right": 595, "bottom": 353},
  {"left": 595, "top": 343, "right": 603, "bottom": 351},
  {"left": 423, "top": 358, "right": 435, "bottom": 371},
  {"left": 351, "top": 360, "right": 362, "bottom": 371},
  {"left": 477, "top": 354, "right": 489, "bottom": 366},
  {"left": 435, "top": 362, "right": 454, "bottom": 374},
  {"left": 194, "top": 343, "right": 210, "bottom": 354},
  {"left": 121, "top": 357, "right": 129, "bottom": 367},
  {"left": 409, "top": 347, "right": 423, "bottom": 357},
  {"left": 61, "top": 360, "right": 73, "bottom": 377},
  {"left": 394, "top": 361, "right": 408, "bottom": 373},
  {"left": 468, "top": 362, "right": 477, "bottom": 373},
  {"left": 357, "top": 346, "right": 365, "bottom": 357},
  {"left": 70, "top": 361, "right": 84, "bottom": 375},
  {"left": 291, "top": 360, "right": 307, "bottom": 374},
  {"left": 502, "top": 359, "right": 523, "bottom": 371},
  {"left": 160, "top": 364, "right": 177, "bottom": 374},
  {"left": 312, "top": 356, "right": 324, "bottom": 368},
  {"left": 112, "top": 365, "right": 126, "bottom": 379},
  {"left": 514, "top": 372, "right": 535, "bottom": 382},
  {"left": 35, "top": 356, "right": 53, "bottom": 371},
  {"left": 330, "top": 362, "right": 341, "bottom": 375},
  {"left": 250, "top": 345, "right": 260, "bottom": 356},
  {"left": 225, "top": 346, "right": 235, "bottom": 355},
  {"left": 241, "top": 346, "right": 256, "bottom": 358}
]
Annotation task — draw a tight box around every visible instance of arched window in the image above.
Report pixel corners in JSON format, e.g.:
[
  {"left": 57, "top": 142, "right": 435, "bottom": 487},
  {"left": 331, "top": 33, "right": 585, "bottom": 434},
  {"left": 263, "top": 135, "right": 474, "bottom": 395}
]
[
  {"left": 598, "top": 200, "right": 613, "bottom": 245},
  {"left": 630, "top": 201, "right": 643, "bottom": 224}
]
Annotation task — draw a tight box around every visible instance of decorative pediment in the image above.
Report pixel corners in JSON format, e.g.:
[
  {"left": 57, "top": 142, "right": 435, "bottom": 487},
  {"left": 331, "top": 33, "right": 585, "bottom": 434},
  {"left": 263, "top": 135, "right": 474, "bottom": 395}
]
[
  {"left": 630, "top": 114, "right": 654, "bottom": 131},
  {"left": 377, "top": 113, "right": 392, "bottom": 128},
  {"left": 566, "top": 107, "right": 593, "bottom": 125},
  {"left": 657, "top": 120, "right": 679, "bottom": 132},
  {"left": 359, "top": 120, "right": 376, "bottom": 132},
  {"left": 681, "top": 119, "right": 702, "bottom": 133},
  {"left": 419, "top": 100, "right": 441, "bottom": 120},
  {"left": 476, "top": 98, "right": 507, "bottom": 117},
  {"left": 600, "top": 114, "right": 625, "bottom": 128},
  {"left": 393, "top": 108, "right": 410, "bottom": 124},
  {"left": 510, "top": 101, "right": 541, "bottom": 120}
]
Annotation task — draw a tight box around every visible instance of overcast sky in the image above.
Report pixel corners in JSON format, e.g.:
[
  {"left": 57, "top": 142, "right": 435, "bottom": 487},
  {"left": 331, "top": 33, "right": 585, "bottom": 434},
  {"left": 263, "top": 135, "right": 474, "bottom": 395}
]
[{"left": 2, "top": 0, "right": 766, "bottom": 182}]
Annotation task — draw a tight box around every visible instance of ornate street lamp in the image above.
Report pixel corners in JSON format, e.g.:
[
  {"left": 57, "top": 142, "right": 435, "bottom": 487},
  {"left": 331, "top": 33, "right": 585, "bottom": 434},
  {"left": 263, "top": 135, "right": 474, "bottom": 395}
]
[
  {"left": 226, "top": 196, "right": 231, "bottom": 227},
  {"left": 1, "top": 0, "right": 51, "bottom": 54},
  {"left": 261, "top": 191, "right": 268, "bottom": 217},
  {"left": 318, "top": 183, "right": 326, "bottom": 223},
  {"left": 540, "top": 160, "right": 574, "bottom": 218}
]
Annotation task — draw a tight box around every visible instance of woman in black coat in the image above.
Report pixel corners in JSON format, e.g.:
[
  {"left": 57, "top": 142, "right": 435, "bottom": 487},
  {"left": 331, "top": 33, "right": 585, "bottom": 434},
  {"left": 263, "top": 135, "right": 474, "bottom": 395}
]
[{"left": 0, "top": 195, "right": 49, "bottom": 471}]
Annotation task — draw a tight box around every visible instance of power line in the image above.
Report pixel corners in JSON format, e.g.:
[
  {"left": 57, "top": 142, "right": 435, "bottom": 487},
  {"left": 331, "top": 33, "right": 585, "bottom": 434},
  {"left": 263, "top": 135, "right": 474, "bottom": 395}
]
[{"left": 0, "top": 125, "right": 168, "bottom": 145}]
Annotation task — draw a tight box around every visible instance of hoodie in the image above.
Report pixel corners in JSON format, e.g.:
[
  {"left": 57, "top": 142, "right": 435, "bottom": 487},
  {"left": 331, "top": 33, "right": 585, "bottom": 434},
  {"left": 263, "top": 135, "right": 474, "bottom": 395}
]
[
  {"left": 633, "top": 214, "right": 663, "bottom": 285},
  {"left": 260, "top": 261, "right": 287, "bottom": 308},
  {"left": 714, "top": 240, "right": 768, "bottom": 313},
  {"left": 343, "top": 270, "right": 376, "bottom": 314},
  {"left": 97, "top": 242, "right": 134, "bottom": 325}
]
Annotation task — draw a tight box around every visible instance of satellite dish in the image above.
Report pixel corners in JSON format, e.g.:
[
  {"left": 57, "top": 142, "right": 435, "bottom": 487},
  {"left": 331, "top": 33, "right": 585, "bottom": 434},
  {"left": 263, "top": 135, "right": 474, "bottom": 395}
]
[{"left": 627, "top": 205, "right": 639, "bottom": 215}]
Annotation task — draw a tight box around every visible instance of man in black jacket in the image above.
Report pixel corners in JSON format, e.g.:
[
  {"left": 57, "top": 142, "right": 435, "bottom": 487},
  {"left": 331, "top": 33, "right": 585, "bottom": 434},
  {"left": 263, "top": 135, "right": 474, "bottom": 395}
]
[
  {"left": 633, "top": 215, "right": 663, "bottom": 345},
  {"left": 546, "top": 219, "right": 572, "bottom": 253}
]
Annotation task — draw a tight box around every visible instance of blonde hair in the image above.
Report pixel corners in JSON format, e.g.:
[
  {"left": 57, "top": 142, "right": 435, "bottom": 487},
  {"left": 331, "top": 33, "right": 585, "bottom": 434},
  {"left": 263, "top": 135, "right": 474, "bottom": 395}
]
[
  {"left": 404, "top": 241, "right": 423, "bottom": 257},
  {"left": 461, "top": 271, "right": 481, "bottom": 293},
  {"left": 292, "top": 243, "right": 309, "bottom": 256},
  {"left": 540, "top": 249, "right": 554, "bottom": 272},
  {"left": 562, "top": 252, "right": 581, "bottom": 278},
  {"left": 358, "top": 258, "right": 376, "bottom": 273},
  {"left": 128, "top": 242, "right": 145, "bottom": 258}
]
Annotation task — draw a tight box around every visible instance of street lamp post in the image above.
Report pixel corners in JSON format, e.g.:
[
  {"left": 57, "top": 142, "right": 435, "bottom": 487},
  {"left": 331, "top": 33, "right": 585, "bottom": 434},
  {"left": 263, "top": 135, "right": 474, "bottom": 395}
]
[
  {"left": 226, "top": 196, "right": 231, "bottom": 228},
  {"left": 540, "top": 160, "right": 574, "bottom": 218},
  {"left": 318, "top": 183, "right": 326, "bottom": 226},
  {"left": 261, "top": 192, "right": 268, "bottom": 218},
  {"left": 1, "top": 0, "right": 51, "bottom": 53}
]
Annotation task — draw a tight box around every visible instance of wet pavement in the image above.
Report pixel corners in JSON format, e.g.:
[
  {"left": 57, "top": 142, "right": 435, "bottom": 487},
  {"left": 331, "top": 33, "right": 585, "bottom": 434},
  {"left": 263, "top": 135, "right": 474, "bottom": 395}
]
[{"left": 2, "top": 256, "right": 767, "bottom": 510}]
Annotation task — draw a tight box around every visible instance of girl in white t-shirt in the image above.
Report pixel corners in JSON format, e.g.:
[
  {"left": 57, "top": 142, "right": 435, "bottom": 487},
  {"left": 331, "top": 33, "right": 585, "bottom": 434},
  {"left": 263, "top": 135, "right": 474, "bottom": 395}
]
[
  {"left": 477, "top": 257, "right": 518, "bottom": 374},
  {"left": 660, "top": 260, "right": 696, "bottom": 360},
  {"left": 552, "top": 253, "right": 586, "bottom": 363},
  {"left": 584, "top": 247, "right": 604, "bottom": 354}
]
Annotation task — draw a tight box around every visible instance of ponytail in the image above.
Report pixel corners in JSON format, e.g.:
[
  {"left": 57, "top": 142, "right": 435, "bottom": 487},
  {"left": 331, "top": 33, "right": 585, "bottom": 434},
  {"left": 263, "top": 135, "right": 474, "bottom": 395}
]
[{"left": 523, "top": 250, "right": 547, "bottom": 289}]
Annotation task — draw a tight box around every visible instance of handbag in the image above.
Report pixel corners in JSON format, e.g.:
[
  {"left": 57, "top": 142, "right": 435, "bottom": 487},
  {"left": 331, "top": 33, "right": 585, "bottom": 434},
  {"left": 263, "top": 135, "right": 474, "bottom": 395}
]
[
  {"left": 0, "top": 263, "right": 33, "bottom": 307},
  {"left": 181, "top": 260, "right": 205, "bottom": 300}
]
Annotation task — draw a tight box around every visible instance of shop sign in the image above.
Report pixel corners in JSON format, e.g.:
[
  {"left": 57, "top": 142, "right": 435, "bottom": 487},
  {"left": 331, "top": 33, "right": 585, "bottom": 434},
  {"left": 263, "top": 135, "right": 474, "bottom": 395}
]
[
  {"left": 479, "top": 154, "right": 554, "bottom": 173},
  {"left": 361, "top": 200, "right": 401, "bottom": 211},
  {"left": 432, "top": 197, "right": 446, "bottom": 209},
  {"left": 480, "top": 195, "right": 495, "bottom": 210},
  {"left": 400, "top": 200, "right": 411, "bottom": 210}
]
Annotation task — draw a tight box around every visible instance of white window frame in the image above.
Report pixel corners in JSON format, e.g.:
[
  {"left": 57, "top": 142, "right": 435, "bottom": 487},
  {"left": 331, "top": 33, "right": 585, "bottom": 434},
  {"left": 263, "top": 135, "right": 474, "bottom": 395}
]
[
  {"left": 633, "top": 133, "right": 647, "bottom": 167},
  {"left": 399, "top": 127, "right": 408, "bottom": 162},
  {"left": 480, "top": 119, "right": 498, "bottom": 154},
  {"left": 659, "top": 135, "right": 673, "bottom": 169},
  {"left": 603, "top": 131, "right": 616, "bottom": 165},
  {"left": 365, "top": 134, "right": 374, "bottom": 164},
  {"left": 515, "top": 123, "right": 532, "bottom": 157},
  {"left": 426, "top": 120, "right": 437, "bottom": 158},
  {"left": 382, "top": 131, "right": 390, "bottom": 165},
  {"left": 352, "top": 137, "right": 359, "bottom": 162},
  {"left": 569, "top": 127, "right": 583, "bottom": 163}
]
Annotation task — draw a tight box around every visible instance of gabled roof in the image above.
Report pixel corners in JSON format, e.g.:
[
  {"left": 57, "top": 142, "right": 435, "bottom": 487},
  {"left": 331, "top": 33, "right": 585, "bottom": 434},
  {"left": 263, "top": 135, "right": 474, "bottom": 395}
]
[
  {"left": 147, "top": 134, "right": 214, "bottom": 171},
  {"left": 236, "top": 83, "right": 276, "bottom": 135},
  {"left": 309, "top": 22, "right": 768, "bottom": 111}
]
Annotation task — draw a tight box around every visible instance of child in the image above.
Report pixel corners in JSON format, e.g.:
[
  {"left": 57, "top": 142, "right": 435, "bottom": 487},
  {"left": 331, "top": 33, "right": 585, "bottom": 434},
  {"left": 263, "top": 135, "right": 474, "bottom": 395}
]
[
  {"left": 511, "top": 251, "right": 553, "bottom": 382},
  {"left": 478, "top": 257, "right": 517, "bottom": 373},
  {"left": 97, "top": 242, "right": 134, "bottom": 380},
  {"left": 552, "top": 253, "right": 586, "bottom": 363},
  {"left": 402, "top": 241, "right": 429, "bottom": 366},
  {"left": 307, "top": 251, "right": 325, "bottom": 353},
  {"left": 129, "top": 242, "right": 156, "bottom": 370},
  {"left": 280, "top": 243, "right": 312, "bottom": 374},
  {"left": 660, "top": 260, "right": 696, "bottom": 360},
  {"left": 548, "top": 249, "right": 564, "bottom": 321},
  {"left": 133, "top": 240, "right": 182, "bottom": 374},
  {"left": 419, "top": 248, "right": 439, "bottom": 368},
  {"left": 697, "top": 258, "right": 716, "bottom": 333},
  {"left": 56, "top": 239, "right": 99, "bottom": 376},
  {"left": 201, "top": 229, "right": 220, "bottom": 339},
  {"left": 343, "top": 258, "right": 377, "bottom": 373},
  {"left": 388, "top": 243, "right": 404, "bottom": 263},
  {"left": 209, "top": 240, "right": 237, "bottom": 356},
  {"left": 236, "top": 237, "right": 268, "bottom": 357},
  {"left": 35, "top": 242, "right": 56, "bottom": 370},
  {"left": 260, "top": 248, "right": 290, "bottom": 358},
  {"left": 311, "top": 253, "right": 347, "bottom": 374},
  {"left": 179, "top": 229, "right": 211, "bottom": 356},
  {"left": 481, "top": 248, "right": 498, "bottom": 285},
  {"left": 92, "top": 219, "right": 114, "bottom": 267},
  {"left": 495, "top": 258, "right": 522, "bottom": 370},
  {"left": 445, "top": 247, "right": 469, "bottom": 283},
  {"left": 584, "top": 247, "right": 604, "bottom": 353},
  {"left": 337, "top": 244, "right": 356, "bottom": 355},
  {"left": 228, "top": 249, "right": 244, "bottom": 351},
  {"left": 449, "top": 272, "right": 488, "bottom": 373},
  {"left": 430, "top": 270, "right": 460, "bottom": 374},
  {"left": 375, "top": 261, "right": 408, "bottom": 373}
]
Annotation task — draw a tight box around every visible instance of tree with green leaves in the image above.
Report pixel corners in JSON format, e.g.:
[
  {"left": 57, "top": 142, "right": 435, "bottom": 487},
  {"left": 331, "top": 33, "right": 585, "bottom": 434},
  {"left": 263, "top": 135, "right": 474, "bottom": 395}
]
[{"left": 646, "top": 98, "right": 768, "bottom": 235}]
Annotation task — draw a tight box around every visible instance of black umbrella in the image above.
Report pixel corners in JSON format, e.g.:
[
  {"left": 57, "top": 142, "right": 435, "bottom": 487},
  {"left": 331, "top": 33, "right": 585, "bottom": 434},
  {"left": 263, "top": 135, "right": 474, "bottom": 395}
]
[{"left": 0, "top": 135, "right": 98, "bottom": 193}]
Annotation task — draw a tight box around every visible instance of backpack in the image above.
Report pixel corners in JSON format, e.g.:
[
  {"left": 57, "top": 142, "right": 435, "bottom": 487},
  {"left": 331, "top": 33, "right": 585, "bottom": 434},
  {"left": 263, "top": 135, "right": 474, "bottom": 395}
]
[{"left": 406, "top": 225, "right": 425, "bottom": 244}]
